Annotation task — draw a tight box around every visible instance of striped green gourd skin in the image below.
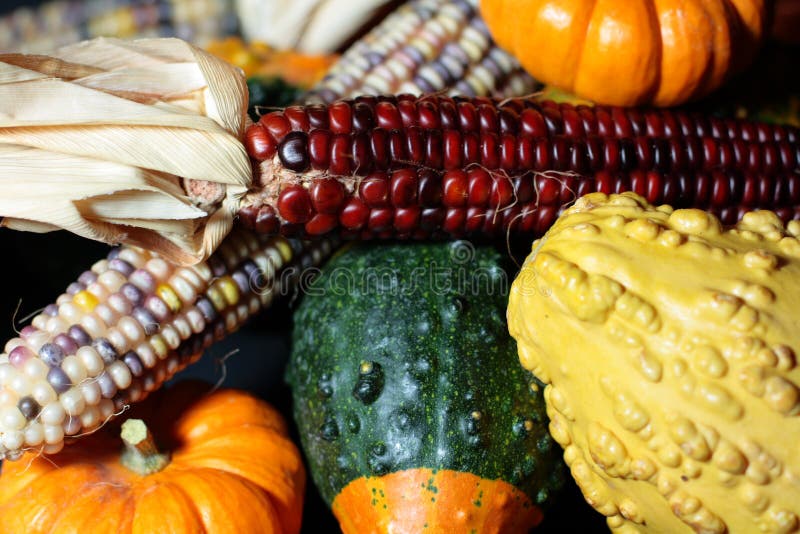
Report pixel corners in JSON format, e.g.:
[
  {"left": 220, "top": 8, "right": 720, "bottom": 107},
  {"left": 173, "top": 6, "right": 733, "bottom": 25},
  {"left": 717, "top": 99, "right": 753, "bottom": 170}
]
[{"left": 287, "top": 241, "right": 567, "bottom": 506}]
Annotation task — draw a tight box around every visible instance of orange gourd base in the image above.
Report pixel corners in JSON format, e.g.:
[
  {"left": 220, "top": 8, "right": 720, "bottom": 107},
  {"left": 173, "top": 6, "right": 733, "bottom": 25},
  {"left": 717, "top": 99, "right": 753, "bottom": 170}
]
[{"left": 332, "top": 468, "right": 542, "bottom": 534}]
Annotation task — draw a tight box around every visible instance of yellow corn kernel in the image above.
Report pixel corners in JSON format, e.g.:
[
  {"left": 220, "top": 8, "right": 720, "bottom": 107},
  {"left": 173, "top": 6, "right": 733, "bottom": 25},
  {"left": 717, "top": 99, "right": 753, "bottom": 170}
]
[
  {"left": 73, "top": 290, "right": 99, "bottom": 313},
  {"left": 214, "top": 276, "right": 241, "bottom": 307},
  {"left": 150, "top": 334, "right": 168, "bottom": 360},
  {"left": 206, "top": 285, "right": 227, "bottom": 312},
  {"left": 156, "top": 284, "right": 182, "bottom": 313},
  {"left": 276, "top": 238, "right": 293, "bottom": 264}
]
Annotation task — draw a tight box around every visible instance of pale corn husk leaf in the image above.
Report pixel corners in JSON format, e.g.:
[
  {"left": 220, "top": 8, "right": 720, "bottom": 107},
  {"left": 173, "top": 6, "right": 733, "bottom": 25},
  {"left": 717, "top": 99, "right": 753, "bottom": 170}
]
[{"left": 0, "top": 37, "right": 252, "bottom": 265}]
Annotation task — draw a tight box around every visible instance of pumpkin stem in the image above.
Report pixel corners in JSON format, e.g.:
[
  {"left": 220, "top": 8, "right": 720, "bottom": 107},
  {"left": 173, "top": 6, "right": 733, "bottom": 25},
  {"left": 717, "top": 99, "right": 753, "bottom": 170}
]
[{"left": 120, "top": 419, "right": 170, "bottom": 475}]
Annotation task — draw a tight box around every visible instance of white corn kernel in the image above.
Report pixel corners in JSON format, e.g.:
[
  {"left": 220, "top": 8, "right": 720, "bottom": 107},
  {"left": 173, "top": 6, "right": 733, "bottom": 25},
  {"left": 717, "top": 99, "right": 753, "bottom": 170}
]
[
  {"left": 60, "top": 388, "right": 85, "bottom": 417},
  {"left": 24, "top": 422, "right": 44, "bottom": 446},
  {"left": 98, "top": 270, "right": 126, "bottom": 293},
  {"left": 119, "top": 316, "right": 144, "bottom": 345},
  {"left": 43, "top": 424, "right": 64, "bottom": 445},
  {"left": 23, "top": 358, "right": 49, "bottom": 381},
  {"left": 108, "top": 361, "right": 132, "bottom": 390},
  {"left": 61, "top": 355, "right": 88, "bottom": 384},
  {"left": 79, "top": 406, "right": 100, "bottom": 429},
  {"left": 43, "top": 442, "right": 63, "bottom": 454},
  {"left": 81, "top": 380, "right": 101, "bottom": 406},
  {"left": 31, "top": 382, "right": 56, "bottom": 406},
  {"left": 2, "top": 430, "right": 23, "bottom": 451},
  {"left": 77, "top": 346, "right": 104, "bottom": 376},
  {"left": 40, "top": 402, "right": 66, "bottom": 425},
  {"left": 0, "top": 406, "right": 25, "bottom": 431}
]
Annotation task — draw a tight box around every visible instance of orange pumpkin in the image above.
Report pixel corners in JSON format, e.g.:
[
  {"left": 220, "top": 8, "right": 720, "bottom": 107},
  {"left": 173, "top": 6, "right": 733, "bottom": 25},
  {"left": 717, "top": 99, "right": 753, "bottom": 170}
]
[
  {"left": 480, "top": 0, "right": 768, "bottom": 106},
  {"left": 0, "top": 382, "right": 305, "bottom": 534}
]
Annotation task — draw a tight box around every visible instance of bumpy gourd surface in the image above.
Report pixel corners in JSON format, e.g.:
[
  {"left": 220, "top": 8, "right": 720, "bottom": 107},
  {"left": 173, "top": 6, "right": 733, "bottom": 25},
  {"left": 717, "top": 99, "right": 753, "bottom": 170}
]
[
  {"left": 508, "top": 192, "right": 800, "bottom": 533},
  {"left": 288, "top": 242, "right": 566, "bottom": 508}
]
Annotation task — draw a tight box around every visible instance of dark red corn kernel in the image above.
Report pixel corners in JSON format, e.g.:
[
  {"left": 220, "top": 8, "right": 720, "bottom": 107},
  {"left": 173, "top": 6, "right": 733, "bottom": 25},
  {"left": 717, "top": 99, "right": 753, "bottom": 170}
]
[
  {"left": 757, "top": 174, "right": 774, "bottom": 205},
  {"left": 482, "top": 208, "right": 503, "bottom": 235},
  {"left": 481, "top": 132, "right": 500, "bottom": 169},
  {"left": 718, "top": 140, "right": 735, "bottom": 169},
  {"left": 570, "top": 141, "right": 589, "bottom": 174},
  {"left": 245, "top": 124, "right": 277, "bottom": 161},
  {"left": 740, "top": 122, "right": 757, "bottom": 142},
  {"left": 354, "top": 95, "right": 378, "bottom": 108},
  {"left": 577, "top": 106, "right": 598, "bottom": 135},
  {"left": 612, "top": 108, "right": 633, "bottom": 137},
  {"left": 368, "top": 208, "right": 393, "bottom": 231},
  {"left": 711, "top": 170, "right": 731, "bottom": 207},
  {"left": 360, "top": 173, "right": 390, "bottom": 207},
  {"left": 426, "top": 129, "right": 443, "bottom": 168},
  {"left": 255, "top": 206, "right": 279, "bottom": 234},
  {"left": 585, "top": 136, "right": 603, "bottom": 171},
  {"left": 619, "top": 138, "right": 636, "bottom": 171},
  {"left": 627, "top": 109, "right": 646, "bottom": 137},
  {"left": 305, "top": 213, "right": 338, "bottom": 235},
  {"left": 458, "top": 102, "right": 479, "bottom": 131},
  {"left": 628, "top": 169, "right": 647, "bottom": 196},
  {"left": 329, "top": 101, "right": 353, "bottom": 134},
  {"left": 520, "top": 108, "right": 547, "bottom": 138},
  {"left": 490, "top": 176, "right": 514, "bottom": 208},
  {"left": 278, "top": 131, "right": 310, "bottom": 172},
  {"left": 340, "top": 198, "right": 369, "bottom": 230},
  {"left": 462, "top": 131, "right": 480, "bottom": 166},
  {"left": 534, "top": 138, "right": 552, "bottom": 171},
  {"left": 502, "top": 204, "right": 523, "bottom": 232},
  {"left": 742, "top": 174, "right": 758, "bottom": 206},
  {"left": 562, "top": 107, "right": 584, "bottom": 137},
  {"left": 709, "top": 118, "right": 727, "bottom": 140},
  {"left": 439, "top": 100, "right": 459, "bottom": 130},
  {"left": 467, "top": 168, "right": 492, "bottom": 207},
  {"left": 418, "top": 169, "right": 443, "bottom": 207},
  {"left": 311, "top": 178, "right": 346, "bottom": 214},
  {"left": 498, "top": 108, "right": 519, "bottom": 135},
  {"left": 238, "top": 205, "right": 258, "bottom": 230},
  {"left": 535, "top": 205, "right": 559, "bottom": 234},
  {"left": 308, "top": 129, "right": 332, "bottom": 170},
  {"left": 352, "top": 102, "right": 375, "bottom": 132},
  {"left": 645, "top": 112, "right": 665, "bottom": 137},
  {"left": 376, "top": 101, "right": 403, "bottom": 130},
  {"left": 284, "top": 106, "right": 310, "bottom": 131},
  {"left": 603, "top": 138, "right": 620, "bottom": 173},
  {"left": 694, "top": 115, "right": 710, "bottom": 138},
  {"left": 634, "top": 137, "right": 654, "bottom": 169},
  {"left": 646, "top": 171, "right": 663, "bottom": 203},
  {"left": 352, "top": 132, "right": 372, "bottom": 173},
  {"left": 746, "top": 143, "right": 762, "bottom": 173},
  {"left": 560, "top": 174, "right": 579, "bottom": 203},
  {"left": 388, "top": 129, "right": 407, "bottom": 163},
  {"left": 762, "top": 143, "right": 778, "bottom": 174},
  {"left": 420, "top": 208, "right": 445, "bottom": 231},
  {"left": 330, "top": 134, "right": 352, "bottom": 176},
  {"left": 614, "top": 173, "right": 631, "bottom": 195},
  {"left": 535, "top": 174, "right": 560, "bottom": 205},
  {"left": 595, "top": 171, "right": 614, "bottom": 195},
  {"left": 306, "top": 104, "right": 329, "bottom": 130},
  {"left": 443, "top": 129, "right": 463, "bottom": 170},
  {"left": 500, "top": 134, "right": 517, "bottom": 170},
  {"left": 465, "top": 206, "right": 485, "bottom": 232},
  {"left": 418, "top": 100, "right": 441, "bottom": 129},
  {"left": 443, "top": 170, "right": 468, "bottom": 207},
  {"left": 595, "top": 107, "right": 614, "bottom": 137},
  {"left": 443, "top": 208, "right": 466, "bottom": 233},
  {"left": 517, "top": 136, "right": 534, "bottom": 169},
  {"left": 369, "top": 129, "right": 390, "bottom": 171},
  {"left": 394, "top": 207, "right": 421, "bottom": 232},
  {"left": 542, "top": 107, "right": 563, "bottom": 135},
  {"left": 277, "top": 185, "right": 313, "bottom": 224},
  {"left": 260, "top": 112, "right": 292, "bottom": 142},
  {"left": 512, "top": 174, "right": 534, "bottom": 204},
  {"left": 551, "top": 136, "right": 569, "bottom": 171},
  {"left": 398, "top": 99, "right": 419, "bottom": 128},
  {"left": 478, "top": 104, "right": 499, "bottom": 132},
  {"left": 391, "top": 169, "right": 419, "bottom": 207},
  {"left": 406, "top": 127, "right": 426, "bottom": 165}
]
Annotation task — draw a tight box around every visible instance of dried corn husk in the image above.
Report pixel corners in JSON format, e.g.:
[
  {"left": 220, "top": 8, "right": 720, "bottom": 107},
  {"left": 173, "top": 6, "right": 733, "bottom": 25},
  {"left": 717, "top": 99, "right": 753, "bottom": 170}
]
[{"left": 0, "top": 37, "right": 251, "bottom": 265}]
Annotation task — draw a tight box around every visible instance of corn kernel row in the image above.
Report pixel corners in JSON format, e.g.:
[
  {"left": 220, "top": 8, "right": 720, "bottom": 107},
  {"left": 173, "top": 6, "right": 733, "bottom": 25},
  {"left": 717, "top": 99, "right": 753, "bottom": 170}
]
[
  {"left": 0, "top": 231, "right": 335, "bottom": 460},
  {"left": 302, "top": 0, "right": 537, "bottom": 104},
  {"left": 0, "top": 0, "right": 237, "bottom": 54}
]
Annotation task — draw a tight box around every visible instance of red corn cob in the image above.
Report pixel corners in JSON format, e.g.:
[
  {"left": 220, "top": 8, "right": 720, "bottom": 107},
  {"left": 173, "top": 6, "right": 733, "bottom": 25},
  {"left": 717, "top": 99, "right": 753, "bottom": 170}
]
[{"left": 234, "top": 95, "right": 800, "bottom": 238}]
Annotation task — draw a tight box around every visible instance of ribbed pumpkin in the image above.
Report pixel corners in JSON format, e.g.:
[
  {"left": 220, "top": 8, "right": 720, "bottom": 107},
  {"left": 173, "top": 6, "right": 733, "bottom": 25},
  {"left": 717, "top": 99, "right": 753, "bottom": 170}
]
[
  {"left": 480, "top": 0, "right": 768, "bottom": 106},
  {"left": 0, "top": 381, "right": 306, "bottom": 534}
]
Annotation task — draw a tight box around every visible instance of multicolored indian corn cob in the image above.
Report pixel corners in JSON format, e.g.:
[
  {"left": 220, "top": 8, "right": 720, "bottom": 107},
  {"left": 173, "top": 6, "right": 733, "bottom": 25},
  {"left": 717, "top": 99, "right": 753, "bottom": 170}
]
[
  {"left": 302, "top": 0, "right": 537, "bottom": 104},
  {"left": 0, "top": 231, "right": 335, "bottom": 460},
  {"left": 236, "top": 95, "right": 800, "bottom": 239}
]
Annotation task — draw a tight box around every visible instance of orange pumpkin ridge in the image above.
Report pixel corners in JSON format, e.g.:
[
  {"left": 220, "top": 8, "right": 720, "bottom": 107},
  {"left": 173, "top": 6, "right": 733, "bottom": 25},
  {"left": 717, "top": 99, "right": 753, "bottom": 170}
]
[
  {"left": 0, "top": 382, "right": 305, "bottom": 534},
  {"left": 480, "top": 0, "right": 767, "bottom": 106},
  {"left": 331, "top": 468, "right": 543, "bottom": 534}
]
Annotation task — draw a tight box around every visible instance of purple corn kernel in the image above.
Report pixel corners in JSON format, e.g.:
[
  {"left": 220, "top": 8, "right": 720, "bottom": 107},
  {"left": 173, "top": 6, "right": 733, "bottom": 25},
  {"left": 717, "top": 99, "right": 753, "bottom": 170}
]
[
  {"left": 108, "top": 258, "right": 135, "bottom": 277},
  {"left": 122, "top": 351, "right": 144, "bottom": 377},
  {"left": 132, "top": 307, "right": 159, "bottom": 336},
  {"left": 47, "top": 367, "right": 72, "bottom": 394},
  {"left": 39, "top": 343, "right": 65, "bottom": 367},
  {"left": 121, "top": 283, "right": 145, "bottom": 306},
  {"left": 53, "top": 334, "right": 78, "bottom": 356},
  {"left": 9, "top": 346, "right": 34, "bottom": 368},
  {"left": 67, "top": 325, "right": 92, "bottom": 347},
  {"left": 92, "top": 338, "right": 119, "bottom": 364}
]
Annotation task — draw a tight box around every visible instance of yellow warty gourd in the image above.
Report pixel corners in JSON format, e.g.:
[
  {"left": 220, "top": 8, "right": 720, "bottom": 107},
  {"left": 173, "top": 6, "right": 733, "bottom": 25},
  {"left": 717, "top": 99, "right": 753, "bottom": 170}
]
[{"left": 507, "top": 192, "right": 800, "bottom": 533}]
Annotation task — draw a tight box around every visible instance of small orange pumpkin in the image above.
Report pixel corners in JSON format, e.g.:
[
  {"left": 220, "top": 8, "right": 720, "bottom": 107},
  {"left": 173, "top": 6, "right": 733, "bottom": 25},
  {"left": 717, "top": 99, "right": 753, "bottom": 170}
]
[
  {"left": 0, "top": 382, "right": 305, "bottom": 534},
  {"left": 480, "top": 0, "right": 768, "bottom": 106}
]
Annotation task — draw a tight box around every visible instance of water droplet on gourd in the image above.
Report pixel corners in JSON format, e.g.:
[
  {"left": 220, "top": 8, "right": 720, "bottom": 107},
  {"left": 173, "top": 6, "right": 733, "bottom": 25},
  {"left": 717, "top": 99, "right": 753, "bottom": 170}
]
[
  {"left": 319, "top": 415, "right": 339, "bottom": 441},
  {"left": 352, "top": 360, "right": 384, "bottom": 405}
]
